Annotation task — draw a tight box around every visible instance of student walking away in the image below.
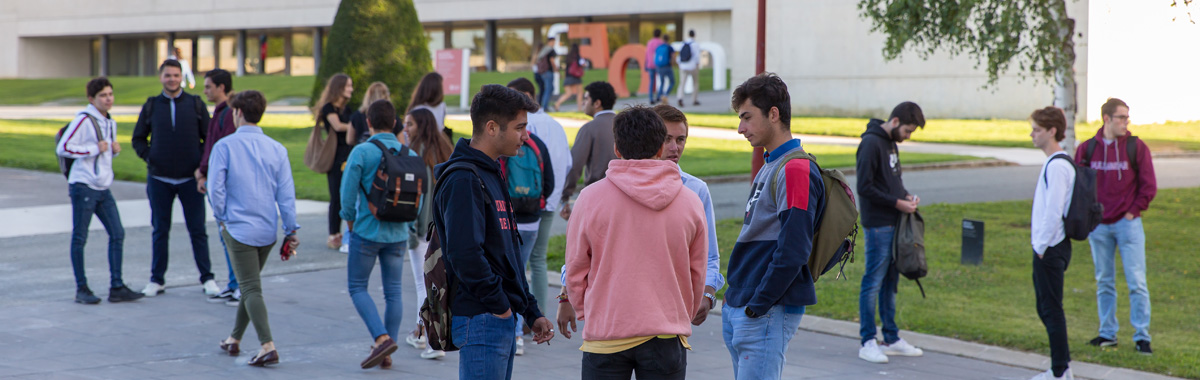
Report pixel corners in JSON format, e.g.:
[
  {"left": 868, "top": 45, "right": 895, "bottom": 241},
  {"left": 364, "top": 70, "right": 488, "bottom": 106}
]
[
  {"left": 654, "top": 35, "right": 676, "bottom": 105},
  {"left": 208, "top": 90, "right": 301, "bottom": 367},
  {"left": 1028, "top": 107, "right": 1078, "bottom": 380},
  {"left": 341, "top": 99, "right": 424, "bottom": 370},
  {"left": 644, "top": 29, "right": 665, "bottom": 103},
  {"left": 350, "top": 82, "right": 395, "bottom": 146},
  {"left": 564, "top": 106, "right": 707, "bottom": 380},
  {"left": 854, "top": 101, "right": 927, "bottom": 364},
  {"left": 553, "top": 43, "right": 586, "bottom": 112},
  {"left": 1073, "top": 98, "right": 1157, "bottom": 355},
  {"left": 313, "top": 74, "right": 356, "bottom": 251},
  {"left": 408, "top": 72, "right": 448, "bottom": 131},
  {"left": 131, "top": 59, "right": 217, "bottom": 298},
  {"left": 531, "top": 43, "right": 547, "bottom": 105},
  {"left": 56, "top": 77, "right": 144, "bottom": 304},
  {"left": 400, "top": 108, "right": 454, "bottom": 360},
  {"left": 676, "top": 29, "right": 702, "bottom": 107},
  {"left": 196, "top": 68, "right": 242, "bottom": 305},
  {"left": 723, "top": 74, "right": 824, "bottom": 380},
  {"left": 168, "top": 47, "right": 196, "bottom": 90},
  {"left": 535, "top": 37, "right": 558, "bottom": 110},
  {"left": 559, "top": 81, "right": 618, "bottom": 221},
  {"left": 433, "top": 85, "right": 554, "bottom": 379}
]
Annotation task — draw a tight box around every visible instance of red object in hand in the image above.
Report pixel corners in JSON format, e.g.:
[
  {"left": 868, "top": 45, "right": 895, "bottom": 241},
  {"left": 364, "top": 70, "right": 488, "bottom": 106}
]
[{"left": 280, "top": 239, "right": 296, "bottom": 261}]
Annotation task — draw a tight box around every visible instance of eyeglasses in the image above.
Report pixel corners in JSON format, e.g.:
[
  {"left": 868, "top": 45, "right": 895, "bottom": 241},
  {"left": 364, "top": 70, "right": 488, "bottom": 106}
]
[{"left": 1112, "top": 115, "right": 1130, "bottom": 121}]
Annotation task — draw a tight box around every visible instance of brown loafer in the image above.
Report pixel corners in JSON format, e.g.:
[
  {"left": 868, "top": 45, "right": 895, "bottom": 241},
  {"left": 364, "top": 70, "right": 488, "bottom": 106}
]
[
  {"left": 361, "top": 338, "right": 398, "bottom": 369},
  {"left": 380, "top": 355, "right": 392, "bottom": 369},
  {"left": 219, "top": 340, "right": 240, "bottom": 356},
  {"left": 247, "top": 350, "right": 278, "bottom": 366}
]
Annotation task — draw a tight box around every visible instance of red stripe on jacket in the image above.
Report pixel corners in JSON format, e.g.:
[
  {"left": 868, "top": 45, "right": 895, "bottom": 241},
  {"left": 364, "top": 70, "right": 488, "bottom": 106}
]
[
  {"left": 785, "top": 159, "right": 811, "bottom": 210},
  {"left": 63, "top": 117, "right": 91, "bottom": 155}
]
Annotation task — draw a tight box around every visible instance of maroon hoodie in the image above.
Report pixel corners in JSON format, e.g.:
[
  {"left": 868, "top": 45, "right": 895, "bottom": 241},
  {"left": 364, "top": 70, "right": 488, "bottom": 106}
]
[{"left": 1074, "top": 127, "right": 1157, "bottom": 224}]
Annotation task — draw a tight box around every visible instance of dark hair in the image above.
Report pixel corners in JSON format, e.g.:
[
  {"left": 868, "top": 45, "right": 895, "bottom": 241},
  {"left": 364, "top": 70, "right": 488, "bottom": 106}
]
[
  {"left": 889, "top": 101, "right": 925, "bottom": 129},
  {"left": 366, "top": 99, "right": 397, "bottom": 132},
  {"left": 688, "top": 29, "right": 695, "bottom": 38},
  {"left": 205, "top": 69, "right": 233, "bottom": 95},
  {"left": 653, "top": 29, "right": 662, "bottom": 38},
  {"left": 229, "top": 90, "right": 267, "bottom": 124},
  {"left": 159, "top": 59, "right": 182, "bottom": 73},
  {"left": 652, "top": 103, "right": 687, "bottom": 125},
  {"left": 313, "top": 73, "right": 351, "bottom": 117},
  {"left": 731, "top": 73, "right": 792, "bottom": 128},
  {"left": 584, "top": 81, "right": 617, "bottom": 110},
  {"left": 1031, "top": 106, "right": 1067, "bottom": 142},
  {"left": 86, "top": 77, "right": 113, "bottom": 99},
  {"left": 567, "top": 43, "right": 580, "bottom": 63},
  {"left": 470, "top": 85, "right": 538, "bottom": 135},
  {"left": 1101, "top": 97, "right": 1128, "bottom": 118},
  {"left": 408, "top": 72, "right": 444, "bottom": 112},
  {"left": 407, "top": 108, "right": 453, "bottom": 169},
  {"left": 662, "top": 34, "right": 670, "bottom": 42},
  {"left": 506, "top": 77, "right": 537, "bottom": 100},
  {"left": 613, "top": 105, "right": 667, "bottom": 160}
]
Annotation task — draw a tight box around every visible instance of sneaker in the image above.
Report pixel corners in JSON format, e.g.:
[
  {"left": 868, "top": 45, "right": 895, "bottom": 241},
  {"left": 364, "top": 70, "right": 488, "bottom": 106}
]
[
  {"left": 225, "top": 289, "right": 241, "bottom": 307},
  {"left": 515, "top": 336, "right": 524, "bottom": 356},
  {"left": 405, "top": 334, "right": 427, "bottom": 349},
  {"left": 1088, "top": 336, "right": 1118, "bottom": 347},
  {"left": 75, "top": 286, "right": 101, "bottom": 304},
  {"left": 693, "top": 101, "right": 701, "bottom": 106},
  {"left": 420, "top": 346, "right": 446, "bottom": 359},
  {"left": 107, "top": 285, "right": 145, "bottom": 303},
  {"left": 208, "top": 288, "right": 235, "bottom": 303},
  {"left": 1135, "top": 340, "right": 1153, "bottom": 355},
  {"left": 858, "top": 340, "right": 888, "bottom": 363},
  {"left": 202, "top": 280, "right": 221, "bottom": 297},
  {"left": 1029, "top": 368, "right": 1074, "bottom": 380},
  {"left": 141, "top": 282, "right": 165, "bottom": 297},
  {"left": 881, "top": 338, "right": 924, "bottom": 356},
  {"left": 339, "top": 243, "right": 349, "bottom": 254},
  {"left": 678, "top": 99, "right": 684, "bottom": 107}
]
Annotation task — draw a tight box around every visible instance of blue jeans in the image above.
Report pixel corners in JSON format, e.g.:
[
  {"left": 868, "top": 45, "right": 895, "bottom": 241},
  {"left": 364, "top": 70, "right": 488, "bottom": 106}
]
[
  {"left": 539, "top": 71, "right": 556, "bottom": 109},
  {"left": 147, "top": 176, "right": 211, "bottom": 285},
  {"left": 646, "top": 67, "right": 658, "bottom": 102},
  {"left": 515, "top": 228, "right": 539, "bottom": 336},
  {"left": 859, "top": 225, "right": 900, "bottom": 345},
  {"left": 348, "top": 232, "right": 406, "bottom": 340},
  {"left": 453, "top": 313, "right": 517, "bottom": 380},
  {"left": 1088, "top": 217, "right": 1151, "bottom": 342},
  {"left": 217, "top": 223, "right": 238, "bottom": 291},
  {"left": 68, "top": 183, "right": 125, "bottom": 289},
  {"left": 722, "top": 304, "right": 804, "bottom": 380},
  {"left": 656, "top": 66, "right": 676, "bottom": 99}
]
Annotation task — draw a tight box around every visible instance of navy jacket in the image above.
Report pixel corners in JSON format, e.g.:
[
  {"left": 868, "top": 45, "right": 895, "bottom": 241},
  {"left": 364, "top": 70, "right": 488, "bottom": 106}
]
[
  {"left": 433, "top": 138, "right": 544, "bottom": 326},
  {"left": 856, "top": 119, "right": 909, "bottom": 228},
  {"left": 132, "top": 91, "right": 210, "bottom": 178}
]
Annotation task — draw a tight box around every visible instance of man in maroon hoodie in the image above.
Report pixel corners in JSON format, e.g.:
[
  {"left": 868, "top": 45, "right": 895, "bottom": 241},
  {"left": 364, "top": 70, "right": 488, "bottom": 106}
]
[
  {"left": 1073, "top": 98, "right": 1156, "bottom": 355},
  {"left": 197, "top": 68, "right": 240, "bottom": 304}
]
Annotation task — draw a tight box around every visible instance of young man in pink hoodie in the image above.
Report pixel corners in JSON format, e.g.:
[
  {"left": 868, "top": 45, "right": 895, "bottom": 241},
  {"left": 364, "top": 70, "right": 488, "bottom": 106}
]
[{"left": 565, "top": 105, "right": 708, "bottom": 380}]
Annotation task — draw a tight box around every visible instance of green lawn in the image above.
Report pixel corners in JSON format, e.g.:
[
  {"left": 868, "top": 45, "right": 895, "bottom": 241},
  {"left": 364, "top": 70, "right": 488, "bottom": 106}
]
[{"left": 552, "top": 187, "right": 1200, "bottom": 378}]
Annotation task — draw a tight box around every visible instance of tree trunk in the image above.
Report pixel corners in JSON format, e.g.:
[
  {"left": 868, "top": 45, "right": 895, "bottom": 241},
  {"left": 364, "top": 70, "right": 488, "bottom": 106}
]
[{"left": 1050, "top": 0, "right": 1078, "bottom": 151}]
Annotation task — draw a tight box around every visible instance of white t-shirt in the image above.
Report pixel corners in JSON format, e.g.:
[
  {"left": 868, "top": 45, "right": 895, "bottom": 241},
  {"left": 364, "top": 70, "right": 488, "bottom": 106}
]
[
  {"left": 1031, "top": 151, "right": 1075, "bottom": 255},
  {"left": 410, "top": 102, "right": 447, "bottom": 131},
  {"left": 526, "top": 108, "right": 573, "bottom": 212},
  {"left": 677, "top": 38, "right": 700, "bottom": 71}
]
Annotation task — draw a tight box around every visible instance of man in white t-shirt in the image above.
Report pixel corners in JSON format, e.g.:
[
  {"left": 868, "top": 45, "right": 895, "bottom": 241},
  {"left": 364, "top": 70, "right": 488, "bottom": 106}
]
[
  {"left": 677, "top": 30, "right": 701, "bottom": 107},
  {"left": 1028, "top": 106, "right": 1076, "bottom": 380}
]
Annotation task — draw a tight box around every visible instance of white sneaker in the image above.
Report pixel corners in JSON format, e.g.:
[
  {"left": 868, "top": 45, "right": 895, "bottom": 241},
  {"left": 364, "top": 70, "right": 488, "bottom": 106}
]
[
  {"left": 420, "top": 346, "right": 446, "bottom": 359},
  {"left": 1029, "top": 368, "right": 1074, "bottom": 380},
  {"left": 202, "top": 280, "right": 221, "bottom": 297},
  {"left": 142, "top": 282, "right": 164, "bottom": 297},
  {"left": 881, "top": 338, "right": 924, "bottom": 356},
  {"left": 339, "top": 243, "right": 349, "bottom": 253},
  {"left": 405, "top": 334, "right": 427, "bottom": 349},
  {"left": 859, "top": 340, "right": 889, "bottom": 363},
  {"left": 515, "top": 337, "right": 524, "bottom": 356}
]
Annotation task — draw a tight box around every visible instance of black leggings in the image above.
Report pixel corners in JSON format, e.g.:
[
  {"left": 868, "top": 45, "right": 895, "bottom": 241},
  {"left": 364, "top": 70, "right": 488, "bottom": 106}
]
[{"left": 326, "top": 158, "right": 345, "bottom": 235}]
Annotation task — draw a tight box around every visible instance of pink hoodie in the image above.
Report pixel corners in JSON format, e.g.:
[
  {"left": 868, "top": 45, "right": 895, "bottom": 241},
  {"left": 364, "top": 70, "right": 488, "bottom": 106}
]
[{"left": 565, "top": 159, "right": 707, "bottom": 342}]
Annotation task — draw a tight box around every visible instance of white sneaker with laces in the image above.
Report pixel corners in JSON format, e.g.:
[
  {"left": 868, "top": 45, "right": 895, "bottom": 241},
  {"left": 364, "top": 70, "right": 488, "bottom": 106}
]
[
  {"left": 339, "top": 243, "right": 349, "bottom": 253},
  {"left": 1029, "top": 368, "right": 1073, "bottom": 380},
  {"left": 202, "top": 280, "right": 221, "bottom": 297},
  {"left": 142, "top": 282, "right": 164, "bottom": 297},
  {"left": 859, "top": 340, "right": 889, "bottom": 363},
  {"left": 405, "top": 334, "right": 427, "bottom": 349},
  {"left": 881, "top": 338, "right": 924, "bottom": 356},
  {"left": 515, "top": 336, "right": 524, "bottom": 356},
  {"left": 421, "top": 346, "right": 446, "bottom": 359}
]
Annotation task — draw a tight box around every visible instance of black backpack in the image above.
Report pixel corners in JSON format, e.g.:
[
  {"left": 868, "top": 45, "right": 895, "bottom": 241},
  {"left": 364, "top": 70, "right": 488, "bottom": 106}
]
[
  {"left": 55, "top": 113, "right": 102, "bottom": 179},
  {"left": 893, "top": 211, "right": 927, "bottom": 298},
  {"left": 362, "top": 140, "right": 428, "bottom": 223},
  {"left": 680, "top": 42, "right": 694, "bottom": 62},
  {"left": 1048, "top": 155, "right": 1104, "bottom": 240}
]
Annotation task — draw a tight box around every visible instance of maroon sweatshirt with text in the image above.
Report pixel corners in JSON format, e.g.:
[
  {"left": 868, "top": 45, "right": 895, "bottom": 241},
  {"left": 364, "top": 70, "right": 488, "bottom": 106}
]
[{"left": 1074, "top": 127, "right": 1157, "bottom": 224}]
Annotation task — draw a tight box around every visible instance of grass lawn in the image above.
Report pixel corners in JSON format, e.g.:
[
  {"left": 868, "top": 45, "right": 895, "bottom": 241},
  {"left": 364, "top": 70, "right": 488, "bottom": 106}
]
[{"left": 550, "top": 187, "right": 1200, "bottom": 378}]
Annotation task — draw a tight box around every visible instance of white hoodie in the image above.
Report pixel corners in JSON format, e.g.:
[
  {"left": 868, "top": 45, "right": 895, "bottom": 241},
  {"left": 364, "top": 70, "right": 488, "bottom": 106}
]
[{"left": 56, "top": 104, "right": 119, "bottom": 190}]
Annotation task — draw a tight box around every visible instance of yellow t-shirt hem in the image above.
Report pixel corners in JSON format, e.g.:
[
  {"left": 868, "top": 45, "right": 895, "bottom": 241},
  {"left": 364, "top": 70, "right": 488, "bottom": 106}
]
[{"left": 580, "top": 335, "right": 691, "bottom": 354}]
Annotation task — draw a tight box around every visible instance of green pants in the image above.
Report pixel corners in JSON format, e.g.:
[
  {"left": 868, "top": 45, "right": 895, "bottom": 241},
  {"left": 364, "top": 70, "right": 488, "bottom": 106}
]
[{"left": 223, "top": 228, "right": 275, "bottom": 344}]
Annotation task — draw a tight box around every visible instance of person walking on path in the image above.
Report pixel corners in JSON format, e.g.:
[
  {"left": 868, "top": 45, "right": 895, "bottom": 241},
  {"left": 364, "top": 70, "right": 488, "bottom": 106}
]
[
  {"left": 535, "top": 38, "right": 558, "bottom": 110},
  {"left": 408, "top": 72, "right": 447, "bottom": 131},
  {"left": 196, "top": 68, "right": 241, "bottom": 305},
  {"left": 855, "top": 101, "right": 927, "bottom": 363},
  {"left": 313, "top": 74, "right": 355, "bottom": 251},
  {"left": 722, "top": 73, "right": 823, "bottom": 380},
  {"left": 433, "top": 85, "right": 555, "bottom": 379},
  {"left": 644, "top": 29, "right": 665, "bottom": 103},
  {"left": 553, "top": 43, "right": 586, "bottom": 112},
  {"left": 340, "top": 100, "right": 418, "bottom": 370},
  {"left": 208, "top": 90, "right": 301, "bottom": 367},
  {"left": 564, "top": 105, "right": 707, "bottom": 380},
  {"left": 57, "top": 77, "right": 144, "bottom": 305},
  {"left": 131, "top": 59, "right": 217, "bottom": 298},
  {"left": 168, "top": 47, "right": 196, "bottom": 90},
  {"left": 654, "top": 35, "right": 676, "bottom": 105},
  {"left": 1028, "top": 106, "right": 1077, "bottom": 380},
  {"left": 1073, "top": 98, "right": 1157, "bottom": 355},
  {"left": 558, "top": 81, "right": 618, "bottom": 221},
  {"left": 676, "top": 30, "right": 702, "bottom": 107}
]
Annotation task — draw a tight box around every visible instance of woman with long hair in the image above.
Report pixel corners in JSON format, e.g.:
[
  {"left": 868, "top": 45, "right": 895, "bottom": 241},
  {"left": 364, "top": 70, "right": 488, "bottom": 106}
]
[
  {"left": 313, "top": 73, "right": 355, "bottom": 250},
  {"left": 349, "top": 82, "right": 393, "bottom": 146},
  {"left": 553, "top": 43, "right": 585, "bottom": 112},
  {"left": 399, "top": 108, "right": 453, "bottom": 360},
  {"left": 406, "top": 72, "right": 446, "bottom": 130}
]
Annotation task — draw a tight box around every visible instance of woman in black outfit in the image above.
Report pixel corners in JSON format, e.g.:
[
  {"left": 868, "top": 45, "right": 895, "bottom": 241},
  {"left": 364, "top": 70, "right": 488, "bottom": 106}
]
[{"left": 313, "top": 73, "right": 355, "bottom": 250}]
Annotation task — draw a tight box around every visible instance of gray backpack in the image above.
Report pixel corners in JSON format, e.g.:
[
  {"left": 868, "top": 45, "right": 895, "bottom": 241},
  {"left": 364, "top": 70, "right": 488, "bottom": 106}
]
[{"left": 893, "top": 211, "right": 926, "bottom": 298}]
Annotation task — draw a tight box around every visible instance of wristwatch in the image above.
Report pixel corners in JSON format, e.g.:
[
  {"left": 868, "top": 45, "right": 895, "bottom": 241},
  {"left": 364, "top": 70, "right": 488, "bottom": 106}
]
[
  {"left": 703, "top": 292, "right": 716, "bottom": 306},
  {"left": 744, "top": 307, "right": 760, "bottom": 318}
]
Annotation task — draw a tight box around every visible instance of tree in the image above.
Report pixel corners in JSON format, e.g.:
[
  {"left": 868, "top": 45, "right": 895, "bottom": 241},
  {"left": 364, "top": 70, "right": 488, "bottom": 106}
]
[{"left": 311, "top": 0, "right": 431, "bottom": 109}]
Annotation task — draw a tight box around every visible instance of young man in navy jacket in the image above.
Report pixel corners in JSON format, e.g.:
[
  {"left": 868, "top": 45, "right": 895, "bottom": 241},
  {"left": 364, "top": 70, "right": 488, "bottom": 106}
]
[{"left": 433, "top": 85, "right": 555, "bottom": 379}]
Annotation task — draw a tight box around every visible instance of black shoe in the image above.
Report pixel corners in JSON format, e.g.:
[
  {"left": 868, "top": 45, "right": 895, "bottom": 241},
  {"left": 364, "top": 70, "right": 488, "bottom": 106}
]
[
  {"left": 208, "top": 288, "right": 235, "bottom": 303},
  {"left": 75, "top": 286, "right": 101, "bottom": 304},
  {"left": 1088, "top": 336, "right": 1118, "bottom": 347},
  {"left": 108, "top": 285, "right": 145, "bottom": 302},
  {"left": 1135, "top": 340, "right": 1153, "bottom": 355}
]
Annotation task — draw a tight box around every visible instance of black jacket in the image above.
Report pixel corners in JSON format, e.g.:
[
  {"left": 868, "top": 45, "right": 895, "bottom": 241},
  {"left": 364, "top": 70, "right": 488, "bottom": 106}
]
[
  {"left": 132, "top": 91, "right": 210, "bottom": 178},
  {"left": 856, "top": 119, "right": 909, "bottom": 228}
]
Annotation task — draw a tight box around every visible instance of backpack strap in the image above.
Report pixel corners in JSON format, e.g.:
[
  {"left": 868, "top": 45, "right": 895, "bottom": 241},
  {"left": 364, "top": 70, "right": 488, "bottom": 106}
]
[
  {"left": 80, "top": 113, "right": 103, "bottom": 175},
  {"left": 1080, "top": 138, "right": 1098, "bottom": 167},
  {"left": 1126, "top": 136, "right": 1139, "bottom": 177},
  {"left": 768, "top": 149, "right": 829, "bottom": 226},
  {"left": 1044, "top": 154, "right": 1074, "bottom": 184}
]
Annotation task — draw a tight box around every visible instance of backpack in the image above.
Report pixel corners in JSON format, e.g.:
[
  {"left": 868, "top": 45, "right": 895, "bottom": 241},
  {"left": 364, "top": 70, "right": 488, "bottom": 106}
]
[
  {"left": 499, "top": 140, "right": 545, "bottom": 215},
  {"left": 679, "top": 42, "right": 694, "bottom": 62},
  {"left": 1048, "top": 155, "right": 1104, "bottom": 240},
  {"left": 769, "top": 150, "right": 859, "bottom": 283},
  {"left": 55, "top": 113, "right": 103, "bottom": 179},
  {"left": 361, "top": 140, "right": 428, "bottom": 223},
  {"left": 893, "top": 211, "right": 927, "bottom": 298},
  {"left": 419, "top": 162, "right": 488, "bottom": 352},
  {"left": 654, "top": 43, "right": 672, "bottom": 68},
  {"left": 1080, "top": 136, "right": 1139, "bottom": 177}
]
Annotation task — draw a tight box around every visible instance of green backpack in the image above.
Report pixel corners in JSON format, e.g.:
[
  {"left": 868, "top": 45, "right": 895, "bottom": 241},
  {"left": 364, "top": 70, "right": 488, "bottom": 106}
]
[{"left": 769, "top": 150, "right": 860, "bottom": 282}]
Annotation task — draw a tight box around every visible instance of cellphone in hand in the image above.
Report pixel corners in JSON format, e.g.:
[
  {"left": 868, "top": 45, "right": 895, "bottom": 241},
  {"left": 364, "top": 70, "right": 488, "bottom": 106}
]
[{"left": 280, "top": 240, "right": 296, "bottom": 261}]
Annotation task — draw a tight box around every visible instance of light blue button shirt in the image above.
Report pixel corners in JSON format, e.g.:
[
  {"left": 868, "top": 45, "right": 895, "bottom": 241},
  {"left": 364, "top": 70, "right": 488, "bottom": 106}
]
[{"left": 207, "top": 126, "right": 300, "bottom": 246}]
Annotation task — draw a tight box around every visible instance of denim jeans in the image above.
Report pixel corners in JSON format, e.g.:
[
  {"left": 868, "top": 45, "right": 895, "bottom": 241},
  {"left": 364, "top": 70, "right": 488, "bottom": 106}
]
[
  {"left": 1088, "top": 217, "right": 1151, "bottom": 342},
  {"left": 348, "top": 232, "right": 406, "bottom": 340},
  {"left": 722, "top": 304, "right": 805, "bottom": 380},
  {"left": 539, "top": 71, "right": 556, "bottom": 109},
  {"left": 859, "top": 225, "right": 899, "bottom": 345},
  {"left": 217, "top": 227, "right": 238, "bottom": 291},
  {"left": 1034, "top": 239, "right": 1072, "bottom": 376},
  {"left": 646, "top": 67, "right": 658, "bottom": 102},
  {"left": 515, "top": 228, "right": 539, "bottom": 336},
  {"left": 68, "top": 183, "right": 125, "bottom": 289},
  {"left": 147, "top": 176, "right": 211, "bottom": 285},
  {"left": 453, "top": 313, "right": 517, "bottom": 380},
  {"left": 582, "top": 337, "right": 687, "bottom": 380},
  {"left": 656, "top": 66, "right": 676, "bottom": 99}
]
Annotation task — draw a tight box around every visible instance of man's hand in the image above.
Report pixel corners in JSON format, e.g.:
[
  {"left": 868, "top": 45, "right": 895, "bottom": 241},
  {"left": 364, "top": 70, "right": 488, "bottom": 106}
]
[
  {"left": 196, "top": 176, "right": 207, "bottom": 194},
  {"left": 97, "top": 141, "right": 109, "bottom": 153},
  {"left": 692, "top": 286, "right": 717, "bottom": 326},
  {"left": 286, "top": 234, "right": 300, "bottom": 251},
  {"left": 531, "top": 317, "right": 556, "bottom": 344},
  {"left": 111, "top": 140, "right": 121, "bottom": 154},
  {"left": 895, "top": 198, "right": 918, "bottom": 214},
  {"left": 556, "top": 301, "right": 577, "bottom": 339},
  {"left": 1124, "top": 212, "right": 1136, "bottom": 220},
  {"left": 493, "top": 308, "right": 512, "bottom": 319},
  {"left": 559, "top": 203, "right": 572, "bottom": 220}
]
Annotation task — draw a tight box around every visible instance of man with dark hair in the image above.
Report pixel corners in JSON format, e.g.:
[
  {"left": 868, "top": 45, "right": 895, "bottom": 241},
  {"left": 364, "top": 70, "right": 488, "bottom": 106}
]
[
  {"left": 1074, "top": 97, "right": 1156, "bottom": 355},
  {"left": 57, "top": 77, "right": 145, "bottom": 304},
  {"left": 1028, "top": 106, "right": 1076, "bottom": 380},
  {"left": 855, "top": 101, "right": 926, "bottom": 364},
  {"left": 133, "top": 59, "right": 216, "bottom": 298},
  {"left": 644, "top": 29, "right": 665, "bottom": 103},
  {"left": 535, "top": 37, "right": 557, "bottom": 109},
  {"left": 723, "top": 73, "right": 824, "bottom": 380},
  {"left": 198, "top": 68, "right": 241, "bottom": 305},
  {"left": 434, "top": 84, "right": 555, "bottom": 379},
  {"left": 677, "top": 29, "right": 701, "bottom": 107},
  {"left": 559, "top": 81, "right": 618, "bottom": 220}
]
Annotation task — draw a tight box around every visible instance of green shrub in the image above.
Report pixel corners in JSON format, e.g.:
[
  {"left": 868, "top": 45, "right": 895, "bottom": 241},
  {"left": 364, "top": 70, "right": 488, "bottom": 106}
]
[{"left": 311, "top": 0, "right": 431, "bottom": 110}]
